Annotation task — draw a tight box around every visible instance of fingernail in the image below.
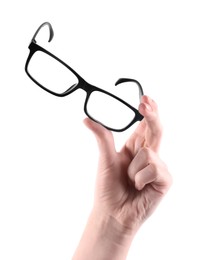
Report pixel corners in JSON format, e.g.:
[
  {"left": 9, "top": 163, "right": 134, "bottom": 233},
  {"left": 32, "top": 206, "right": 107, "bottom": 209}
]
[{"left": 144, "top": 103, "right": 153, "bottom": 112}]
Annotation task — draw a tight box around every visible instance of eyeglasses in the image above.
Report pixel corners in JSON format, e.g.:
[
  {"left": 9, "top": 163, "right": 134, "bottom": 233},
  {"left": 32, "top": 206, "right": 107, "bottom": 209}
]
[{"left": 25, "top": 22, "right": 144, "bottom": 132}]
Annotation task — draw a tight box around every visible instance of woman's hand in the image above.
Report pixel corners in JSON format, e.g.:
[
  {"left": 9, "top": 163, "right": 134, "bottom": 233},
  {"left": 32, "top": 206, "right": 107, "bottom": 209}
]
[{"left": 84, "top": 95, "right": 172, "bottom": 230}]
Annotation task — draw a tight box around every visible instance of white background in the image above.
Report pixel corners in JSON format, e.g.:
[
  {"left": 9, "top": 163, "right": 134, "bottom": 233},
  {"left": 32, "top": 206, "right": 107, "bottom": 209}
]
[{"left": 0, "top": 0, "right": 201, "bottom": 259}]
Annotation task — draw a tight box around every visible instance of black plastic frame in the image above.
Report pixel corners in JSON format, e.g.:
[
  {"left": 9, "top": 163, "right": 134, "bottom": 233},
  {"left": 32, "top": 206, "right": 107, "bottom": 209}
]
[{"left": 25, "top": 22, "right": 144, "bottom": 132}]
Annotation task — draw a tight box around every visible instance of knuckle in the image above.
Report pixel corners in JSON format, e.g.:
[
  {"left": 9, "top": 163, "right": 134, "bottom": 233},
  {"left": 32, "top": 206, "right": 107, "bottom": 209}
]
[
  {"left": 162, "top": 163, "right": 173, "bottom": 186},
  {"left": 140, "top": 147, "right": 153, "bottom": 162},
  {"left": 151, "top": 120, "right": 163, "bottom": 139},
  {"left": 149, "top": 162, "right": 158, "bottom": 177},
  {"left": 149, "top": 160, "right": 173, "bottom": 190}
]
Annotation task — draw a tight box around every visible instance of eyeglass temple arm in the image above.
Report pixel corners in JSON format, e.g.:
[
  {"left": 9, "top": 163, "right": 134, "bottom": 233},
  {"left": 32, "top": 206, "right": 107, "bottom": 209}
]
[
  {"left": 115, "top": 78, "right": 144, "bottom": 100},
  {"left": 30, "top": 22, "right": 54, "bottom": 44}
]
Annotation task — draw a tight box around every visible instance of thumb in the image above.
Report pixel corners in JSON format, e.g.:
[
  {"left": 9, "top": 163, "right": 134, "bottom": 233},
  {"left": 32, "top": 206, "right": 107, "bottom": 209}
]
[{"left": 83, "top": 118, "right": 116, "bottom": 161}]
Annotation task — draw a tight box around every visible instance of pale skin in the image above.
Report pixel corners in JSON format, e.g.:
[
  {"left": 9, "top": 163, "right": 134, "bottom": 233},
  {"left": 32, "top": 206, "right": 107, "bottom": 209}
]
[{"left": 73, "top": 95, "right": 172, "bottom": 260}]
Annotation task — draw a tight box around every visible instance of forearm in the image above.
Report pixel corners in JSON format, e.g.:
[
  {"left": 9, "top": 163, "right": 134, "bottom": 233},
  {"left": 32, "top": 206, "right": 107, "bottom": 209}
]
[{"left": 72, "top": 209, "right": 137, "bottom": 260}]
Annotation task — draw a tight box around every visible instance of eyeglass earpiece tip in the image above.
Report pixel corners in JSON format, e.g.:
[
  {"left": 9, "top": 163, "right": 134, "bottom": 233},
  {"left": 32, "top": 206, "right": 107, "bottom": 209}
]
[
  {"left": 31, "top": 21, "right": 54, "bottom": 43},
  {"left": 115, "top": 78, "right": 125, "bottom": 86}
]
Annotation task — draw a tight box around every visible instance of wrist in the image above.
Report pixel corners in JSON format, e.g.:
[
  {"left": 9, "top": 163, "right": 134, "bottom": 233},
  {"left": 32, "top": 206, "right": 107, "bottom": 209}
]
[{"left": 90, "top": 208, "right": 136, "bottom": 248}]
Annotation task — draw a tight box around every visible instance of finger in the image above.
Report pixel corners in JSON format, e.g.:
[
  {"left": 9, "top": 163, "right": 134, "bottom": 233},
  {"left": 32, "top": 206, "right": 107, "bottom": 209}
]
[
  {"left": 138, "top": 95, "right": 163, "bottom": 152},
  {"left": 139, "top": 95, "right": 162, "bottom": 137},
  {"left": 128, "top": 147, "right": 151, "bottom": 182},
  {"left": 121, "top": 114, "right": 149, "bottom": 158},
  {"left": 128, "top": 147, "right": 172, "bottom": 193},
  {"left": 135, "top": 164, "right": 158, "bottom": 191},
  {"left": 135, "top": 160, "right": 172, "bottom": 193},
  {"left": 83, "top": 118, "right": 116, "bottom": 161}
]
